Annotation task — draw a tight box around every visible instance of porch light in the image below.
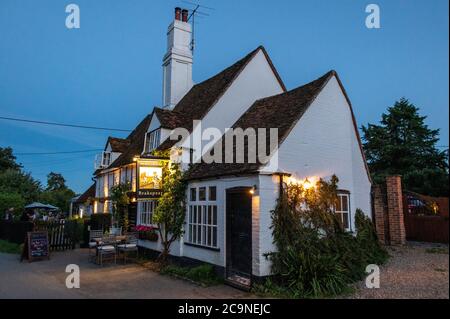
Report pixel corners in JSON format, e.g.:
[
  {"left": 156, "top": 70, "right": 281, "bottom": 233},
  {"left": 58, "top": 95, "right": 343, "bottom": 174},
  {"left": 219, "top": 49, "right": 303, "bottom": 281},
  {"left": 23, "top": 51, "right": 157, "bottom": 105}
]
[{"left": 249, "top": 185, "right": 257, "bottom": 195}]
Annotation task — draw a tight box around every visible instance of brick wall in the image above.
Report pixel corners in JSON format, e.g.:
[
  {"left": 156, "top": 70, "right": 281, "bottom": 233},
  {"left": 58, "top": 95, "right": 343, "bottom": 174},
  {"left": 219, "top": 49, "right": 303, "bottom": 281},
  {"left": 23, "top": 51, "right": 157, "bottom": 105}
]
[{"left": 373, "top": 176, "right": 406, "bottom": 246}]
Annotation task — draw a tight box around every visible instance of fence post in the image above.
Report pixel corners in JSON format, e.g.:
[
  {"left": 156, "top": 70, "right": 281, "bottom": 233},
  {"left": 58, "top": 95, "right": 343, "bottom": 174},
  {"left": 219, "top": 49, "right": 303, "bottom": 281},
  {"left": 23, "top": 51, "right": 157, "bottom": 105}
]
[{"left": 386, "top": 175, "right": 406, "bottom": 245}]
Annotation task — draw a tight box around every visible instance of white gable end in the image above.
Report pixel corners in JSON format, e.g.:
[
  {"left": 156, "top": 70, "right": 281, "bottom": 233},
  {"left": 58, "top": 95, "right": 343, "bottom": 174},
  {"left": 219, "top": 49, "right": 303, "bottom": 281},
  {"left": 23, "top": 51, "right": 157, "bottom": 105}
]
[
  {"left": 263, "top": 75, "right": 371, "bottom": 229},
  {"left": 183, "top": 49, "right": 285, "bottom": 161}
]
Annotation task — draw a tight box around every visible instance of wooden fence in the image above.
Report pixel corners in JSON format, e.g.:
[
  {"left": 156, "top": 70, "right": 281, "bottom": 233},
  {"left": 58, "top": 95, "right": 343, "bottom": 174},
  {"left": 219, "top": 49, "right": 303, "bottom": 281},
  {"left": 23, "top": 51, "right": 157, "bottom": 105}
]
[
  {"left": 403, "top": 191, "right": 449, "bottom": 244},
  {"left": 404, "top": 215, "right": 449, "bottom": 243},
  {"left": 34, "top": 220, "right": 75, "bottom": 251}
]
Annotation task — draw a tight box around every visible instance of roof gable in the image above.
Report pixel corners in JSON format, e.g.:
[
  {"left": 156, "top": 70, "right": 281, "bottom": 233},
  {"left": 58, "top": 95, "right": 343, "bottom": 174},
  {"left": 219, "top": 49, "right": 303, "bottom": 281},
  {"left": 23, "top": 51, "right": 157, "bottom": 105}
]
[
  {"left": 157, "top": 46, "right": 286, "bottom": 151},
  {"left": 185, "top": 71, "right": 337, "bottom": 180}
]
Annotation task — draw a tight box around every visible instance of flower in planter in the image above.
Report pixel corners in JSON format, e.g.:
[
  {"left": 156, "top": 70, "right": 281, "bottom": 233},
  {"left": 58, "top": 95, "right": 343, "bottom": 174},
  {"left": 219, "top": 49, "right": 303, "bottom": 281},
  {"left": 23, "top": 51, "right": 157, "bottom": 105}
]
[{"left": 135, "top": 225, "right": 159, "bottom": 241}]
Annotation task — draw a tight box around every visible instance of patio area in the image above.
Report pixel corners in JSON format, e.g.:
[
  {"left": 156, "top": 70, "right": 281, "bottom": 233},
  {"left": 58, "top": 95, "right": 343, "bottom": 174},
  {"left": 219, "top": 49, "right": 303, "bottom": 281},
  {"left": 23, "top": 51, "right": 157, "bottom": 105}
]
[{"left": 0, "top": 249, "right": 252, "bottom": 299}]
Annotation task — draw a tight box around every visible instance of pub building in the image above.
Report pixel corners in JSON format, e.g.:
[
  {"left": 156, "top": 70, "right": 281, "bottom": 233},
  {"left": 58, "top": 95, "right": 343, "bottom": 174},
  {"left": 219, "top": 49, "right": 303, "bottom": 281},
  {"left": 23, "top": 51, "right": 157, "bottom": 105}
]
[{"left": 77, "top": 7, "right": 372, "bottom": 288}]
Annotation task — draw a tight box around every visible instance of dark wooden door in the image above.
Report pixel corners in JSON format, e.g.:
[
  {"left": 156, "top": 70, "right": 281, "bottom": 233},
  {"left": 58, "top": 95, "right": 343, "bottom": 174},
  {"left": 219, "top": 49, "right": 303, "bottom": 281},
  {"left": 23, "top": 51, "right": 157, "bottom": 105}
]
[
  {"left": 226, "top": 189, "right": 252, "bottom": 277},
  {"left": 128, "top": 203, "right": 137, "bottom": 231}
]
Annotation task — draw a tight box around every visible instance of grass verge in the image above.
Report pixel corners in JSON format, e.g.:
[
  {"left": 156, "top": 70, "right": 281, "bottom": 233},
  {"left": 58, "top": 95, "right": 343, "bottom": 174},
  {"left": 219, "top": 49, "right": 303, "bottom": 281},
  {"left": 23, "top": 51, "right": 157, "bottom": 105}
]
[
  {"left": 160, "top": 264, "right": 223, "bottom": 287},
  {"left": 0, "top": 240, "right": 22, "bottom": 254}
]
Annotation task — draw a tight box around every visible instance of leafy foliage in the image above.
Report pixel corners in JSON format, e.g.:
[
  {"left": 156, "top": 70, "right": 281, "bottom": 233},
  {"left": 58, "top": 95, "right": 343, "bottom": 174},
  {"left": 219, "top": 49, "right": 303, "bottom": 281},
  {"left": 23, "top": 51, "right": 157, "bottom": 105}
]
[
  {"left": 0, "top": 169, "right": 42, "bottom": 204},
  {"left": 153, "top": 161, "right": 187, "bottom": 263},
  {"left": 265, "top": 176, "right": 387, "bottom": 298},
  {"left": 362, "top": 98, "right": 448, "bottom": 196},
  {"left": 0, "top": 147, "right": 22, "bottom": 171},
  {"left": 110, "top": 182, "right": 131, "bottom": 231},
  {"left": 0, "top": 148, "right": 76, "bottom": 214},
  {"left": 90, "top": 213, "right": 112, "bottom": 231},
  {"left": 0, "top": 192, "right": 25, "bottom": 219}
]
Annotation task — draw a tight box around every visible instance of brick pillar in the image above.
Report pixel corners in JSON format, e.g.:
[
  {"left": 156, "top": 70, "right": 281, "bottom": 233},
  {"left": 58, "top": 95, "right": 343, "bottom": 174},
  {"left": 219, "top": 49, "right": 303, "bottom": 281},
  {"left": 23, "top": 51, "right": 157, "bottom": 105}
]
[
  {"left": 372, "top": 185, "right": 386, "bottom": 245},
  {"left": 386, "top": 175, "right": 406, "bottom": 245}
]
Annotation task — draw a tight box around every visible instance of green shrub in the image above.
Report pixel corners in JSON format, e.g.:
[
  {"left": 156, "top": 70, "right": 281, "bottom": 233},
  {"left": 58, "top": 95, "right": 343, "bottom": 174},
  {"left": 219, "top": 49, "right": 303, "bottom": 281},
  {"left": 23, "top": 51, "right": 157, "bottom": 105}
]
[
  {"left": 89, "top": 213, "right": 111, "bottom": 231},
  {"left": 265, "top": 176, "right": 388, "bottom": 298}
]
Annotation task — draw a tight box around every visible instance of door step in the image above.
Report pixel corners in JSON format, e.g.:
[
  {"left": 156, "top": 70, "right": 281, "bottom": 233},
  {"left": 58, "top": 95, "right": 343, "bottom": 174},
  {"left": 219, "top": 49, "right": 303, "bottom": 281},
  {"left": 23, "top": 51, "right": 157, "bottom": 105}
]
[{"left": 225, "top": 273, "right": 251, "bottom": 291}]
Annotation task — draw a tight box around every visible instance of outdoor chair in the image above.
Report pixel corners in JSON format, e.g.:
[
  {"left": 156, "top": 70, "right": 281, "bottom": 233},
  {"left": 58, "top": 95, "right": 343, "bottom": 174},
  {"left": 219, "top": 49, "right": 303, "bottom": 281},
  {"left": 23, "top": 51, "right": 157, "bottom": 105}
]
[
  {"left": 88, "top": 229, "right": 103, "bottom": 261},
  {"left": 96, "top": 235, "right": 117, "bottom": 266},
  {"left": 117, "top": 232, "right": 138, "bottom": 264}
]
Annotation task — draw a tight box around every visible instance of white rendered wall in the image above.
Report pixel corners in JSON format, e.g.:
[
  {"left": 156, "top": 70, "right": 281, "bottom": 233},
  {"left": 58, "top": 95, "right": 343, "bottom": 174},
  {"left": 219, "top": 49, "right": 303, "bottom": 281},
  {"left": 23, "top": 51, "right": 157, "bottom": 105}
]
[
  {"left": 262, "top": 75, "right": 372, "bottom": 229},
  {"left": 179, "top": 49, "right": 285, "bottom": 165}
]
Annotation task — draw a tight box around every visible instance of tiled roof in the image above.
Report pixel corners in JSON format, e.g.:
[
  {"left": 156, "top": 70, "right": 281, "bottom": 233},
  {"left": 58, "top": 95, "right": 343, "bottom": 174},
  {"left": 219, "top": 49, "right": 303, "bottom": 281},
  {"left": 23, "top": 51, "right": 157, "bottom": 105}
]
[
  {"left": 154, "top": 107, "right": 184, "bottom": 129},
  {"left": 184, "top": 71, "right": 336, "bottom": 180},
  {"left": 107, "top": 137, "right": 130, "bottom": 153},
  {"left": 96, "top": 46, "right": 281, "bottom": 173},
  {"left": 157, "top": 46, "right": 285, "bottom": 151},
  {"left": 75, "top": 184, "right": 96, "bottom": 203},
  {"left": 106, "top": 114, "right": 153, "bottom": 170}
]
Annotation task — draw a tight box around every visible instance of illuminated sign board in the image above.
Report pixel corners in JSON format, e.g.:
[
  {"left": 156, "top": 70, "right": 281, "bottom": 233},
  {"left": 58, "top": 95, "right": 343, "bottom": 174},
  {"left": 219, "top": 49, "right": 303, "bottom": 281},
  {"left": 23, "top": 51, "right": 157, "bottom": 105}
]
[{"left": 138, "top": 165, "right": 162, "bottom": 199}]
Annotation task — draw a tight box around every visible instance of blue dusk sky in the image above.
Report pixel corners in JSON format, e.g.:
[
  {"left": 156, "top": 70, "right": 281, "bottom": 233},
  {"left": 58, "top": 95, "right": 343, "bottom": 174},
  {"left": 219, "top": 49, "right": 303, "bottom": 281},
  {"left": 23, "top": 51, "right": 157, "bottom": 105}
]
[{"left": 0, "top": 0, "right": 448, "bottom": 193}]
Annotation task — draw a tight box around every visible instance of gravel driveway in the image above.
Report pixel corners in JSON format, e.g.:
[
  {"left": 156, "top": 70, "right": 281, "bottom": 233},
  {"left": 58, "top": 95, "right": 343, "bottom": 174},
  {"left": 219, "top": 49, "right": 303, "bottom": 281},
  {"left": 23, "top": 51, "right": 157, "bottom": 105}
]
[{"left": 347, "top": 242, "right": 449, "bottom": 299}]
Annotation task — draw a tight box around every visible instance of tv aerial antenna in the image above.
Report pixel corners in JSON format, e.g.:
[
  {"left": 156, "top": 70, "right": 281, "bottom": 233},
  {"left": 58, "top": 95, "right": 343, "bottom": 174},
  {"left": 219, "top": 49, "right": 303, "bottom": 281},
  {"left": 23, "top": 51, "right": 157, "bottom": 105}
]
[{"left": 181, "top": 1, "right": 214, "bottom": 53}]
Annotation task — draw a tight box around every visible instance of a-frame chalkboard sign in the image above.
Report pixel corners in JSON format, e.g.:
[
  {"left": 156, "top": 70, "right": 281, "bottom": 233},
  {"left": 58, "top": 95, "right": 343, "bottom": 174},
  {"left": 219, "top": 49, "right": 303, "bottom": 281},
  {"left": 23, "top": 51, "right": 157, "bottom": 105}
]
[{"left": 21, "top": 231, "right": 50, "bottom": 262}]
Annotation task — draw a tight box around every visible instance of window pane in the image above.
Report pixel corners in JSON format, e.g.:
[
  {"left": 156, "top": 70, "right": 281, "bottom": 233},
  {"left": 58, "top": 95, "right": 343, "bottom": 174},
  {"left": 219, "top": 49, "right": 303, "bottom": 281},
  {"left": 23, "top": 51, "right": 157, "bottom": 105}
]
[
  {"left": 342, "top": 195, "right": 348, "bottom": 211},
  {"left": 336, "top": 196, "right": 342, "bottom": 211},
  {"left": 213, "top": 227, "right": 217, "bottom": 247},
  {"left": 209, "top": 186, "right": 217, "bottom": 201},
  {"left": 343, "top": 213, "right": 349, "bottom": 229},
  {"left": 202, "top": 226, "right": 207, "bottom": 245},
  {"left": 197, "top": 225, "right": 201, "bottom": 244},
  {"left": 208, "top": 206, "right": 212, "bottom": 224},
  {"left": 199, "top": 187, "right": 206, "bottom": 201},
  {"left": 213, "top": 206, "right": 217, "bottom": 225},
  {"left": 190, "top": 188, "right": 196, "bottom": 201},
  {"left": 193, "top": 206, "right": 197, "bottom": 223},
  {"left": 193, "top": 225, "right": 197, "bottom": 243},
  {"left": 207, "top": 227, "right": 212, "bottom": 246},
  {"left": 203, "top": 206, "right": 207, "bottom": 224}
]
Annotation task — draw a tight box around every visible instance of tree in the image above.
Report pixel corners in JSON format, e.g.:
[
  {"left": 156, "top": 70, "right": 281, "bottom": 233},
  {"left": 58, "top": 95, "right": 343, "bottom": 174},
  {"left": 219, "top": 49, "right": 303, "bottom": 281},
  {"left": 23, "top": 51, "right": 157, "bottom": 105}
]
[
  {"left": 153, "top": 161, "right": 186, "bottom": 263},
  {"left": 110, "top": 183, "right": 131, "bottom": 232},
  {"left": 39, "top": 188, "right": 75, "bottom": 213},
  {"left": 362, "top": 98, "right": 449, "bottom": 196},
  {"left": 0, "top": 192, "right": 25, "bottom": 219},
  {"left": 0, "top": 147, "right": 22, "bottom": 171},
  {"left": 0, "top": 169, "right": 42, "bottom": 203},
  {"left": 46, "top": 172, "right": 67, "bottom": 191}
]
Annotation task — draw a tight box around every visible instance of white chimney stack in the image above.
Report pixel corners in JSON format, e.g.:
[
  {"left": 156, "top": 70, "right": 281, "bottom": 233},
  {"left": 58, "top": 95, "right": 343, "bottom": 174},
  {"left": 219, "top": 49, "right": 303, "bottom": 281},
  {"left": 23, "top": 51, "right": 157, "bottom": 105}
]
[{"left": 162, "top": 7, "right": 193, "bottom": 109}]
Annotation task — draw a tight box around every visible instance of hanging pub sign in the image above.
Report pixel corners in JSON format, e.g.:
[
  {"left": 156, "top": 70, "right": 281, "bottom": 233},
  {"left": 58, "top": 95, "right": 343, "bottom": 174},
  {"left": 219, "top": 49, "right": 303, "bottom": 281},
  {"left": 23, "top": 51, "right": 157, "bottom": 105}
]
[{"left": 138, "top": 164, "right": 163, "bottom": 199}]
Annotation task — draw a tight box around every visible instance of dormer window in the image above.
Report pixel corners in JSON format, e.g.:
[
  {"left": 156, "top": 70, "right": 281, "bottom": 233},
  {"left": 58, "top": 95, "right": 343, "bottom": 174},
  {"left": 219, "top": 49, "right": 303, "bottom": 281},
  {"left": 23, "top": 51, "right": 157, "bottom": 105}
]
[
  {"left": 145, "top": 129, "right": 161, "bottom": 153},
  {"left": 95, "top": 151, "right": 112, "bottom": 169}
]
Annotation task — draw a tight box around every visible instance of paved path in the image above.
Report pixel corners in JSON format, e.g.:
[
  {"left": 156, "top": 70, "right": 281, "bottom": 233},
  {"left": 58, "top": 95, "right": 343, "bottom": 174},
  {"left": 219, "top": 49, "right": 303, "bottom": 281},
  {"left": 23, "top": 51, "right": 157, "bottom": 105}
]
[{"left": 0, "top": 249, "right": 251, "bottom": 299}]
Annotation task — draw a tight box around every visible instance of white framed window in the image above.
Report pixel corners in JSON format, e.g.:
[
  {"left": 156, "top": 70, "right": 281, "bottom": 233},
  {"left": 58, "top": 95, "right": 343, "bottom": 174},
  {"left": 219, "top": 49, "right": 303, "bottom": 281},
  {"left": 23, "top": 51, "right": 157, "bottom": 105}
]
[
  {"left": 187, "top": 205, "right": 218, "bottom": 248},
  {"left": 138, "top": 200, "right": 157, "bottom": 226},
  {"left": 335, "top": 193, "right": 350, "bottom": 230},
  {"left": 145, "top": 129, "right": 161, "bottom": 153}
]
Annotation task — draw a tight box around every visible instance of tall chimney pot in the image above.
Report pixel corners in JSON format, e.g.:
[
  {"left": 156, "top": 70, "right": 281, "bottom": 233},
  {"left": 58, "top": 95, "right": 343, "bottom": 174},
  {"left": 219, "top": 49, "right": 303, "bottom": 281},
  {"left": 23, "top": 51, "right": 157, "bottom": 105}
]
[
  {"left": 181, "top": 9, "right": 189, "bottom": 22},
  {"left": 175, "top": 7, "right": 181, "bottom": 20}
]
